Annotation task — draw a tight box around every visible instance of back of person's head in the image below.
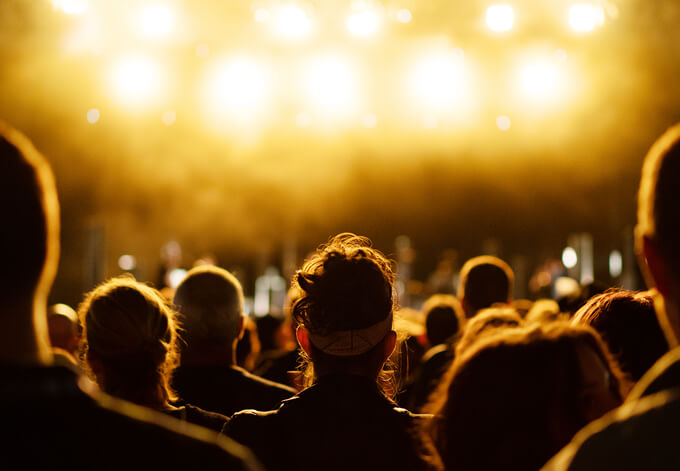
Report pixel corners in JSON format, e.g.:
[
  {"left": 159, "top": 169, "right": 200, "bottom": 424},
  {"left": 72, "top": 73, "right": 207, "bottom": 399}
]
[
  {"left": 525, "top": 299, "right": 566, "bottom": 325},
  {"left": 256, "top": 314, "right": 285, "bottom": 352},
  {"left": 572, "top": 289, "right": 669, "bottom": 382},
  {"left": 173, "top": 265, "right": 244, "bottom": 356},
  {"left": 455, "top": 306, "right": 523, "bottom": 355},
  {"left": 458, "top": 255, "right": 514, "bottom": 318},
  {"left": 427, "top": 322, "right": 623, "bottom": 471},
  {"left": 292, "top": 233, "right": 396, "bottom": 388},
  {"left": 421, "top": 294, "right": 464, "bottom": 347},
  {"left": 79, "top": 276, "right": 180, "bottom": 407},
  {"left": 48, "top": 303, "right": 80, "bottom": 355},
  {"left": 0, "top": 123, "right": 59, "bottom": 303}
]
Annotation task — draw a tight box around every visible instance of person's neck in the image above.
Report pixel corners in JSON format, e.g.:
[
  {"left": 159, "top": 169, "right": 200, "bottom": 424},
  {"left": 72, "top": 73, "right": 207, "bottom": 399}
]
[{"left": 0, "top": 297, "right": 52, "bottom": 366}]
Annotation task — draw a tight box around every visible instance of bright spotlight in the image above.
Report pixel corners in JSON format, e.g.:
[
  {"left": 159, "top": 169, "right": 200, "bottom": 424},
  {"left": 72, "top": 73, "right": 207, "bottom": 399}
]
[
  {"left": 254, "top": 8, "right": 271, "bottom": 23},
  {"left": 562, "top": 246, "right": 578, "bottom": 269},
  {"left": 517, "top": 59, "right": 565, "bottom": 102},
  {"left": 362, "top": 113, "right": 378, "bottom": 128},
  {"left": 52, "top": 0, "right": 88, "bottom": 15},
  {"left": 397, "top": 9, "right": 412, "bottom": 23},
  {"left": 304, "top": 55, "right": 358, "bottom": 117},
  {"left": 86, "top": 108, "right": 100, "bottom": 124},
  {"left": 201, "top": 57, "right": 272, "bottom": 126},
  {"left": 272, "top": 5, "right": 312, "bottom": 40},
  {"left": 410, "top": 49, "right": 468, "bottom": 112},
  {"left": 568, "top": 3, "right": 605, "bottom": 32},
  {"left": 118, "top": 254, "right": 137, "bottom": 271},
  {"left": 110, "top": 56, "right": 160, "bottom": 107},
  {"left": 496, "top": 115, "right": 511, "bottom": 131},
  {"left": 162, "top": 110, "right": 176, "bottom": 126},
  {"left": 139, "top": 5, "right": 174, "bottom": 37},
  {"left": 347, "top": 9, "right": 381, "bottom": 37},
  {"left": 486, "top": 4, "right": 514, "bottom": 32},
  {"left": 609, "top": 250, "right": 623, "bottom": 277}
]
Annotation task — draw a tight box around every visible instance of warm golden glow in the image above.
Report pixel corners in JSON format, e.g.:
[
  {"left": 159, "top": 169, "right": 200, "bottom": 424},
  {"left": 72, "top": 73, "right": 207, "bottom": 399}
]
[
  {"left": 109, "top": 56, "right": 161, "bottom": 108},
  {"left": 486, "top": 4, "right": 514, "bottom": 32},
  {"left": 138, "top": 4, "right": 174, "bottom": 37},
  {"left": 409, "top": 49, "right": 470, "bottom": 113},
  {"left": 52, "top": 0, "right": 88, "bottom": 15},
  {"left": 271, "top": 5, "right": 312, "bottom": 40},
  {"left": 568, "top": 3, "right": 605, "bottom": 33},
  {"left": 303, "top": 55, "right": 359, "bottom": 119},
  {"left": 347, "top": 8, "right": 382, "bottom": 37}
]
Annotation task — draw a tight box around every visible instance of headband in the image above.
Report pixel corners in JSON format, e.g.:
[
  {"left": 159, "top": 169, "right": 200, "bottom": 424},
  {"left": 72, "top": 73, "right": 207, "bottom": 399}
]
[{"left": 305, "top": 314, "right": 393, "bottom": 357}]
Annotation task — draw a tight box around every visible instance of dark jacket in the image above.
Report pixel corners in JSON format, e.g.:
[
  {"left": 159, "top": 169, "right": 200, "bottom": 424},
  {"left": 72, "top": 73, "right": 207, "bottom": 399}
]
[{"left": 225, "top": 373, "right": 436, "bottom": 471}]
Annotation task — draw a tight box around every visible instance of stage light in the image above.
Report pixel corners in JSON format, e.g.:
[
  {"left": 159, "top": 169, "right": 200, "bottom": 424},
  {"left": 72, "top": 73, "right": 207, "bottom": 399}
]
[
  {"left": 609, "top": 250, "right": 623, "bottom": 277},
  {"left": 304, "top": 55, "right": 358, "bottom": 117},
  {"left": 110, "top": 56, "right": 160, "bottom": 107},
  {"left": 52, "top": 0, "right": 88, "bottom": 15},
  {"left": 118, "top": 254, "right": 137, "bottom": 271},
  {"left": 201, "top": 57, "right": 272, "bottom": 126},
  {"left": 486, "top": 4, "right": 514, "bottom": 32},
  {"left": 423, "top": 115, "right": 438, "bottom": 129},
  {"left": 139, "top": 4, "right": 174, "bottom": 37},
  {"left": 496, "top": 115, "right": 511, "bottom": 131},
  {"left": 347, "top": 8, "right": 381, "bottom": 37},
  {"left": 409, "top": 49, "right": 468, "bottom": 112},
  {"left": 362, "top": 113, "right": 377, "bottom": 128},
  {"left": 86, "top": 108, "right": 100, "bottom": 124},
  {"left": 397, "top": 9, "right": 412, "bottom": 23},
  {"left": 562, "top": 246, "right": 578, "bottom": 269},
  {"left": 517, "top": 58, "right": 565, "bottom": 102},
  {"left": 568, "top": 3, "right": 605, "bottom": 32},
  {"left": 162, "top": 110, "right": 176, "bottom": 126},
  {"left": 272, "top": 5, "right": 312, "bottom": 40}
]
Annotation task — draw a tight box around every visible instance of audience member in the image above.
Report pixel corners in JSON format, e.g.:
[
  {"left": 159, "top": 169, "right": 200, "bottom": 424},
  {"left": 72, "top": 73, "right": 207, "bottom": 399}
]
[
  {"left": 0, "top": 122, "right": 260, "bottom": 470},
  {"left": 544, "top": 123, "right": 680, "bottom": 470},
  {"left": 572, "top": 289, "right": 668, "bottom": 384},
  {"left": 426, "top": 323, "right": 623, "bottom": 471},
  {"left": 455, "top": 306, "right": 523, "bottom": 355},
  {"left": 526, "top": 299, "right": 567, "bottom": 325},
  {"left": 457, "top": 255, "right": 514, "bottom": 319},
  {"left": 172, "top": 265, "right": 295, "bottom": 416},
  {"left": 225, "top": 233, "right": 437, "bottom": 471}
]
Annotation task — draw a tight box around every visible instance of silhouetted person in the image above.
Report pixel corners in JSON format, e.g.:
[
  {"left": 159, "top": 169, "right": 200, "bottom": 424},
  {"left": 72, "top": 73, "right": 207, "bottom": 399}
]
[
  {"left": 48, "top": 303, "right": 80, "bottom": 366},
  {"left": 457, "top": 255, "right": 514, "bottom": 319},
  {"left": 544, "top": 124, "right": 680, "bottom": 470},
  {"left": 225, "top": 233, "right": 436, "bottom": 471},
  {"left": 79, "top": 276, "right": 229, "bottom": 432},
  {"left": 425, "top": 323, "right": 623, "bottom": 471},
  {"left": 172, "top": 265, "right": 295, "bottom": 417},
  {"left": 407, "top": 295, "right": 465, "bottom": 412},
  {"left": 572, "top": 289, "right": 669, "bottom": 385},
  {"left": 0, "top": 122, "right": 260, "bottom": 469},
  {"left": 455, "top": 306, "right": 524, "bottom": 354}
]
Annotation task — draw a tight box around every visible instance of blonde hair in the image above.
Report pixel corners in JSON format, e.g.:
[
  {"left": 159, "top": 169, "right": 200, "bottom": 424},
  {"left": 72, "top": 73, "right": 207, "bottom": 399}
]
[{"left": 79, "top": 276, "right": 181, "bottom": 406}]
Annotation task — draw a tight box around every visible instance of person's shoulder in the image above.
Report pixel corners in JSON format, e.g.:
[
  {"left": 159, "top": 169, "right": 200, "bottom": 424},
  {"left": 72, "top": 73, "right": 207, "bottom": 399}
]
[
  {"left": 628, "top": 346, "right": 680, "bottom": 400},
  {"left": 233, "top": 365, "right": 296, "bottom": 396},
  {"left": 176, "top": 403, "right": 230, "bottom": 432},
  {"left": 542, "top": 388, "right": 680, "bottom": 471}
]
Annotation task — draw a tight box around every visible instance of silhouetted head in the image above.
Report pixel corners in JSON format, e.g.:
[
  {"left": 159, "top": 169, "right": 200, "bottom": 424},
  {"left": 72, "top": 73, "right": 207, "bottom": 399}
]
[
  {"left": 573, "top": 289, "right": 669, "bottom": 382},
  {"left": 636, "top": 123, "right": 680, "bottom": 346},
  {"left": 173, "top": 265, "right": 244, "bottom": 362},
  {"left": 421, "top": 294, "right": 464, "bottom": 347},
  {"left": 525, "top": 299, "right": 566, "bottom": 325},
  {"left": 455, "top": 306, "right": 523, "bottom": 354},
  {"left": 0, "top": 122, "right": 59, "bottom": 364},
  {"left": 292, "top": 233, "right": 397, "bottom": 388},
  {"left": 48, "top": 303, "right": 80, "bottom": 355},
  {"left": 458, "top": 255, "right": 514, "bottom": 318},
  {"left": 427, "top": 323, "right": 623, "bottom": 471},
  {"left": 79, "top": 276, "right": 180, "bottom": 408}
]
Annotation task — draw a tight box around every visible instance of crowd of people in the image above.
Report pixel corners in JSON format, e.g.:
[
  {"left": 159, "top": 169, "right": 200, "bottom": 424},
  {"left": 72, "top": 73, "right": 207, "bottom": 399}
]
[{"left": 3, "top": 118, "right": 680, "bottom": 470}]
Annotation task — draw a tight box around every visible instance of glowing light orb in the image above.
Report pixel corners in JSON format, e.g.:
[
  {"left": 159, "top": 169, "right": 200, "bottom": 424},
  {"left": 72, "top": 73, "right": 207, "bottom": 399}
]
[
  {"left": 110, "top": 56, "right": 160, "bottom": 107},
  {"left": 304, "top": 56, "right": 358, "bottom": 117},
  {"left": 86, "top": 108, "right": 100, "bottom": 123},
  {"left": 118, "top": 254, "right": 137, "bottom": 271},
  {"left": 201, "top": 57, "right": 272, "bottom": 126},
  {"left": 162, "top": 110, "right": 176, "bottom": 126},
  {"left": 52, "top": 0, "right": 88, "bottom": 15},
  {"left": 397, "top": 9, "right": 412, "bottom": 23},
  {"left": 362, "top": 113, "right": 378, "bottom": 128},
  {"left": 410, "top": 49, "right": 468, "bottom": 112},
  {"left": 139, "top": 5, "right": 174, "bottom": 37},
  {"left": 568, "top": 3, "right": 605, "bottom": 32},
  {"left": 562, "top": 247, "right": 578, "bottom": 269},
  {"left": 518, "top": 59, "right": 565, "bottom": 102},
  {"left": 496, "top": 115, "right": 511, "bottom": 131},
  {"left": 486, "top": 4, "right": 514, "bottom": 32},
  {"left": 347, "top": 9, "right": 381, "bottom": 37},
  {"left": 272, "top": 5, "right": 312, "bottom": 40},
  {"left": 609, "top": 250, "right": 623, "bottom": 277}
]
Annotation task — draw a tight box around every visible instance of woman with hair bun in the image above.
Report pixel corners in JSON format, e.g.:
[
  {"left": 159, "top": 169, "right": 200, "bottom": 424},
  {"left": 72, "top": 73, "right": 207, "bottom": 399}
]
[
  {"left": 79, "top": 276, "right": 228, "bottom": 432},
  {"left": 225, "top": 233, "right": 436, "bottom": 471}
]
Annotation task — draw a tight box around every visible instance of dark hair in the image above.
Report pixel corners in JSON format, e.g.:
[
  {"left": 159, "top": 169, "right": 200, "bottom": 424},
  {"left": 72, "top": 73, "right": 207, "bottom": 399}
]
[
  {"left": 422, "top": 294, "right": 464, "bottom": 346},
  {"left": 638, "top": 123, "right": 680, "bottom": 279},
  {"left": 79, "top": 276, "right": 181, "bottom": 407},
  {"left": 458, "top": 256, "right": 514, "bottom": 317},
  {"left": 0, "top": 122, "right": 59, "bottom": 302},
  {"left": 572, "top": 289, "right": 669, "bottom": 382},
  {"left": 426, "top": 323, "right": 623, "bottom": 471},
  {"left": 292, "top": 233, "right": 396, "bottom": 394}
]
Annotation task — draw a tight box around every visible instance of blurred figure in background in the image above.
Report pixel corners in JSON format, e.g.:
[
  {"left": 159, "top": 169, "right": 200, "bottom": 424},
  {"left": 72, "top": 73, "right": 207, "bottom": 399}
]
[
  {"left": 47, "top": 302, "right": 80, "bottom": 365},
  {"left": 455, "top": 306, "right": 523, "bottom": 355},
  {"left": 572, "top": 289, "right": 668, "bottom": 386},
  {"left": 173, "top": 265, "right": 295, "bottom": 416},
  {"left": 425, "top": 323, "right": 623, "bottom": 471},
  {"left": 0, "top": 122, "right": 258, "bottom": 469},
  {"left": 79, "top": 276, "right": 229, "bottom": 432},
  {"left": 458, "top": 255, "right": 514, "bottom": 319},
  {"left": 226, "top": 233, "right": 436, "bottom": 471},
  {"left": 526, "top": 299, "right": 567, "bottom": 325}
]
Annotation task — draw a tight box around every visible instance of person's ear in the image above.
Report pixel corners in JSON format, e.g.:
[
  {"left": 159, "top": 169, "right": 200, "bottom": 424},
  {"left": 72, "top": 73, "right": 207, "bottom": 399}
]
[
  {"left": 236, "top": 315, "right": 246, "bottom": 340},
  {"left": 640, "top": 234, "right": 672, "bottom": 296},
  {"left": 382, "top": 330, "right": 397, "bottom": 362},
  {"left": 296, "top": 326, "right": 312, "bottom": 356}
]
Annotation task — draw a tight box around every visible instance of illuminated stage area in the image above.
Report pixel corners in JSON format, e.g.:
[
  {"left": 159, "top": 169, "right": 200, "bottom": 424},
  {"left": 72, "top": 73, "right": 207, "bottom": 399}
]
[{"left": 1, "top": 0, "right": 679, "bottom": 305}]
